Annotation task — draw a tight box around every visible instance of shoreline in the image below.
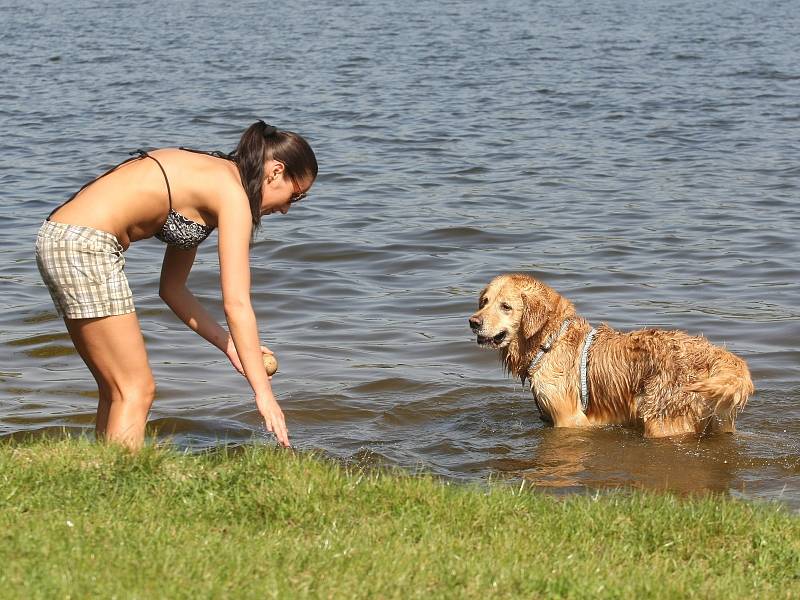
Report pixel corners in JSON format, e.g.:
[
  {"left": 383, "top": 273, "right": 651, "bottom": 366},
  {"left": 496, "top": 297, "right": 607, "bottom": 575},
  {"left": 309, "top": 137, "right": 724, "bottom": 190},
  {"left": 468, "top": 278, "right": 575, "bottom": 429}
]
[{"left": 2, "top": 437, "right": 797, "bottom": 598}]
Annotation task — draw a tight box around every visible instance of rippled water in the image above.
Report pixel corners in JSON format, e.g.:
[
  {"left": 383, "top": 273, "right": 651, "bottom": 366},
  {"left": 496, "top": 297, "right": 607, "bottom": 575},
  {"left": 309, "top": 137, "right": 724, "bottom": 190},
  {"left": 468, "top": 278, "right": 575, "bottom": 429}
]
[{"left": 2, "top": 0, "right": 799, "bottom": 509}]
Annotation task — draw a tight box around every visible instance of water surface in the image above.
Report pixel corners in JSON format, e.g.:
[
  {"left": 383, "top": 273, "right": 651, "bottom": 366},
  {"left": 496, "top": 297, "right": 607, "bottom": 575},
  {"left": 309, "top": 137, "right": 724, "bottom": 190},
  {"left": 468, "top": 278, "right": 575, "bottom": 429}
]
[{"left": 1, "top": 0, "right": 799, "bottom": 510}]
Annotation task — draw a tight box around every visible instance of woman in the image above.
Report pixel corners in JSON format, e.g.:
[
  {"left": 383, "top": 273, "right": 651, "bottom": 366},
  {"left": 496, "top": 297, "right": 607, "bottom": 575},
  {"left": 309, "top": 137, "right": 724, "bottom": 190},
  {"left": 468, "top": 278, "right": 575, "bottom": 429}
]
[{"left": 35, "top": 121, "right": 317, "bottom": 449}]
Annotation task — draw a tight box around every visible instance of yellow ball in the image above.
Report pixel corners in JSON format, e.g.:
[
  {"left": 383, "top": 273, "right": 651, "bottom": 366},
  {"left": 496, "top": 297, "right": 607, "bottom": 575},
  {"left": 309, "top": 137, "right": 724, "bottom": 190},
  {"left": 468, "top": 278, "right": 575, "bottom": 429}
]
[{"left": 263, "top": 354, "right": 279, "bottom": 376}]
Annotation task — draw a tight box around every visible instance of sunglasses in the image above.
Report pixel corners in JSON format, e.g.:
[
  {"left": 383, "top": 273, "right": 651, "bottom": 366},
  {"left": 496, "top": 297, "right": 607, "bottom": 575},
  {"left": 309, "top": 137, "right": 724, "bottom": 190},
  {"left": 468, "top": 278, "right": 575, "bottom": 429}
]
[{"left": 289, "top": 179, "right": 308, "bottom": 203}]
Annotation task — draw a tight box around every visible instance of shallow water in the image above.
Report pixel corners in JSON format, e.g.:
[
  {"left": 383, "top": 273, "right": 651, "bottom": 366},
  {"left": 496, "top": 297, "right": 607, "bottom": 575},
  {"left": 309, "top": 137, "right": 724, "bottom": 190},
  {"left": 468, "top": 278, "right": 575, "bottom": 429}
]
[{"left": 1, "top": 0, "right": 799, "bottom": 509}]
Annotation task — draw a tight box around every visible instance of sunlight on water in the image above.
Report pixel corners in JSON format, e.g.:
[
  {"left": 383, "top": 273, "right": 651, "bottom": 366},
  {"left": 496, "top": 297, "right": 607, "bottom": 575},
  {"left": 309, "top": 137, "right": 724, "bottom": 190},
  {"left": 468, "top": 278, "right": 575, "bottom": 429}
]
[{"left": 1, "top": 0, "right": 799, "bottom": 509}]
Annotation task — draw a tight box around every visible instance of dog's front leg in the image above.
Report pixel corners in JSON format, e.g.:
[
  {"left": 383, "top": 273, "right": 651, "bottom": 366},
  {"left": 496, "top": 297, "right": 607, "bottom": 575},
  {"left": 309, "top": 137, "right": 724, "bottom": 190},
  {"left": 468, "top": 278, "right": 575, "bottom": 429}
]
[
  {"left": 552, "top": 406, "right": 591, "bottom": 428},
  {"left": 533, "top": 388, "right": 590, "bottom": 428}
]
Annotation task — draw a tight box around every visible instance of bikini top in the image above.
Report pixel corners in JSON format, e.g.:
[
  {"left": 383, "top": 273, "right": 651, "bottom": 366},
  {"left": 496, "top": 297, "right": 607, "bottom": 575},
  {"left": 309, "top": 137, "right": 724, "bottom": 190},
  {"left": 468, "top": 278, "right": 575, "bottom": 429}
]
[
  {"left": 49, "top": 147, "right": 232, "bottom": 250},
  {"left": 139, "top": 148, "right": 218, "bottom": 250}
]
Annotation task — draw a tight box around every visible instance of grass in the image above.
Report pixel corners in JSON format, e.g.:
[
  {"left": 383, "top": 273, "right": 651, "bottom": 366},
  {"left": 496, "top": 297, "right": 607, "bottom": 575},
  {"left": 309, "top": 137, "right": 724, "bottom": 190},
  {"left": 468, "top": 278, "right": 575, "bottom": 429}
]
[{"left": 1, "top": 437, "right": 798, "bottom": 599}]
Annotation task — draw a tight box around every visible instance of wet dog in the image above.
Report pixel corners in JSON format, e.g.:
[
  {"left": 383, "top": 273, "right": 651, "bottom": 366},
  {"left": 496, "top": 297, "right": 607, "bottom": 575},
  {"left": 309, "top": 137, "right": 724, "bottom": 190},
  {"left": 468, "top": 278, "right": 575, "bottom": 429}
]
[{"left": 469, "top": 274, "right": 753, "bottom": 437}]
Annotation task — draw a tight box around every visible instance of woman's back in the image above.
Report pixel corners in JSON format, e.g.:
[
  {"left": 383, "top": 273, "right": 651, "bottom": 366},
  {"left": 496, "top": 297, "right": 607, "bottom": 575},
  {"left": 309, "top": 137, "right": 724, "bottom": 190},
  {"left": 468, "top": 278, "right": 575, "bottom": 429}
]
[{"left": 50, "top": 149, "right": 243, "bottom": 249}]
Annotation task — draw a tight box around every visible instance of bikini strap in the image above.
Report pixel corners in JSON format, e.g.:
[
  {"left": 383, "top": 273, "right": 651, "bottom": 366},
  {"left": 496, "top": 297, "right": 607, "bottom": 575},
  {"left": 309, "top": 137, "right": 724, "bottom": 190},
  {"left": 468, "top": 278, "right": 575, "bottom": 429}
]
[
  {"left": 134, "top": 150, "right": 173, "bottom": 210},
  {"left": 47, "top": 151, "right": 148, "bottom": 220},
  {"left": 179, "top": 146, "right": 235, "bottom": 161}
]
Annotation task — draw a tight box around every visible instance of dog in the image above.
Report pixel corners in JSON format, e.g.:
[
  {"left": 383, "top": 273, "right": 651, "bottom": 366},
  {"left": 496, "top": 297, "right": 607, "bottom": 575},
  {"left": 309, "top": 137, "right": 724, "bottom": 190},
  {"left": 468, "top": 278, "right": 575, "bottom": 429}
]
[{"left": 469, "top": 274, "right": 753, "bottom": 437}]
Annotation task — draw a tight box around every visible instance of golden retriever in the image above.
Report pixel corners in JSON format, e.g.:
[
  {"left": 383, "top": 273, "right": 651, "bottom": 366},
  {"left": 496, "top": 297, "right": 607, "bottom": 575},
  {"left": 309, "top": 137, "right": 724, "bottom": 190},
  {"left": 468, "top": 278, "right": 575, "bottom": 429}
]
[{"left": 469, "top": 274, "right": 753, "bottom": 437}]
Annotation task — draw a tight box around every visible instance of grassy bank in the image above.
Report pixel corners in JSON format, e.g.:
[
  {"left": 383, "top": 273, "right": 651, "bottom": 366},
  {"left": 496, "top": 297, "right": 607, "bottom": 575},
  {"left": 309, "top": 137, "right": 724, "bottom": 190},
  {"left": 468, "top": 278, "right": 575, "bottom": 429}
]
[{"left": 1, "top": 438, "right": 798, "bottom": 599}]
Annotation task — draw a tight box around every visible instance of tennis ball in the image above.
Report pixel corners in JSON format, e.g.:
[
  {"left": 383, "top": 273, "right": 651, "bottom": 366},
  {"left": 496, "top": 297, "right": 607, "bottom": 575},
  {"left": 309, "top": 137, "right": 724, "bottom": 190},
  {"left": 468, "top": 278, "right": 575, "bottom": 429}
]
[{"left": 263, "top": 354, "right": 278, "bottom": 376}]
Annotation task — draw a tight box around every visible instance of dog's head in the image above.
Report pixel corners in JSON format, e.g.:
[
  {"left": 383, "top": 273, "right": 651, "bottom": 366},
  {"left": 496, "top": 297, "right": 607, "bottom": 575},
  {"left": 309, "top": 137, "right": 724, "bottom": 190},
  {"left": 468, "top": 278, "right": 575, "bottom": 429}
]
[{"left": 469, "top": 274, "right": 561, "bottom": 350}]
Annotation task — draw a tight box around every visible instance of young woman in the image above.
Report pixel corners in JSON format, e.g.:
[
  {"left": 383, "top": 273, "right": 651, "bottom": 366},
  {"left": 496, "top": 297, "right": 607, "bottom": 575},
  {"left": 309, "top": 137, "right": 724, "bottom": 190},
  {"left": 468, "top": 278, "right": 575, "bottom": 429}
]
[{"left": 35, "top": 121, "right": 317, "bottom": 449}]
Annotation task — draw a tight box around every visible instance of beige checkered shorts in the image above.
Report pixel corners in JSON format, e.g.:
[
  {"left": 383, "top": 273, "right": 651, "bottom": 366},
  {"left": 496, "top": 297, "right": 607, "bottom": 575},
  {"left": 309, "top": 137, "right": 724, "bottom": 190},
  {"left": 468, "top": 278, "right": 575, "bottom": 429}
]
[{"left": 35, "top": 220, "right": 135, "bottom": 319}]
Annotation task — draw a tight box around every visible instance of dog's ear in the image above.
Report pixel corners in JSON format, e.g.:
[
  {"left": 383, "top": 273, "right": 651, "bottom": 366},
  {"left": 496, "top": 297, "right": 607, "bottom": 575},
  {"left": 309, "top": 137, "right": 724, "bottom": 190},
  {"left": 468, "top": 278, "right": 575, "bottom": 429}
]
[
  {"left": 520, "top": 292, "right": 547, "bottom": 339},
  {"left": 477, "top": 286, "right": 488, "bottom": 307}
]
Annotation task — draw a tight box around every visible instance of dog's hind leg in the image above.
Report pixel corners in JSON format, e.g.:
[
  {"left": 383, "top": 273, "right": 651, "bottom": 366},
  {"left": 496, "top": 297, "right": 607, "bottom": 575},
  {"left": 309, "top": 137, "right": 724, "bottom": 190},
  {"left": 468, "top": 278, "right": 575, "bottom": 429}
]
[
  {"left": 707, "top": 408, "right": 736, "bottom": 433},
  {"left": 683, "top": 358, "right": 754, "bottom": 433}
]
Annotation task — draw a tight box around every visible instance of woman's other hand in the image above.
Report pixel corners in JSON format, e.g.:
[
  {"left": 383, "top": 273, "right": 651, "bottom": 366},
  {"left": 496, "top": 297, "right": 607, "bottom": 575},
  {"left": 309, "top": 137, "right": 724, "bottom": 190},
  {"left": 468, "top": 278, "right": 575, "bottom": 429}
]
[
  {"left": 255, "top": 392, "right": 291, "bottom": 447},
  {"left": 226, "top": 338, "right": 274, "bottom": 379}
]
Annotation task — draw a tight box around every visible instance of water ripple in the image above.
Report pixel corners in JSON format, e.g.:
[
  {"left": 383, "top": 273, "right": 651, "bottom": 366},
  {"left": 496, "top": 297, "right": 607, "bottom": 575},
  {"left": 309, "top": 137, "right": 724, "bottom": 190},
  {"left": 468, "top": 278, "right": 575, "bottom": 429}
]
[{"left": 1, "top": 0, "right": 799, "bottom": 509}]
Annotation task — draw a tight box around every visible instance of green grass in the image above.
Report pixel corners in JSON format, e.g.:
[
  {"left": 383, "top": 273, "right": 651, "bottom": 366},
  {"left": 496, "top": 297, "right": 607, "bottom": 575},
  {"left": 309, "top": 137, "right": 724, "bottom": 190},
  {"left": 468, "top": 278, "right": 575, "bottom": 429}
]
[{"left": 1, "top": 438, "right": 798, "bottom": 599}]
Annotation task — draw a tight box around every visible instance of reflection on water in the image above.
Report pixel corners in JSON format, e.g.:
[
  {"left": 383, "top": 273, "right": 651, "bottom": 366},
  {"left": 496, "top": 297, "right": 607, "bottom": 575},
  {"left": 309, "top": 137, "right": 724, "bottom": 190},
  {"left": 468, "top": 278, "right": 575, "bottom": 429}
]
[
  {"left": 494, "top": 428, "right": 742, "bottom": 496},
  {"left": 1, "top": 0, "right": 799, "bottom": 511}
]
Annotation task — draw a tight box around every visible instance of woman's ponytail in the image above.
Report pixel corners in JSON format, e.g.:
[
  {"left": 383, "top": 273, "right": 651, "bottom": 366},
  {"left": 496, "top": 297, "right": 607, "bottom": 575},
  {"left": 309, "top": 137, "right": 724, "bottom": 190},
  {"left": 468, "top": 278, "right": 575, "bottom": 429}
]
[{"left": 231, "top": 121, "right": 318, "bottom": 231}]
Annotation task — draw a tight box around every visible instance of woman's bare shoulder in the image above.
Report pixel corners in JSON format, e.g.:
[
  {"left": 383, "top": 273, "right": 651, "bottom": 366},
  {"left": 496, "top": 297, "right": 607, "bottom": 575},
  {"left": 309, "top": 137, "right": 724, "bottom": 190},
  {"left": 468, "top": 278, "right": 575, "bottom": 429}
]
[{"left": 150, "top": 148, "right": 246, "bottom": 210}]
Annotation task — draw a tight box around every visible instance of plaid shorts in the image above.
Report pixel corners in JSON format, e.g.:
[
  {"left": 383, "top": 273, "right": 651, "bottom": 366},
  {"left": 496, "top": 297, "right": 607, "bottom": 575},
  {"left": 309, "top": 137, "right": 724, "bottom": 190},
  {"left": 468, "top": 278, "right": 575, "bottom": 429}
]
[{"left": 35, "top": 220, "right": 135, "bottom": 319}]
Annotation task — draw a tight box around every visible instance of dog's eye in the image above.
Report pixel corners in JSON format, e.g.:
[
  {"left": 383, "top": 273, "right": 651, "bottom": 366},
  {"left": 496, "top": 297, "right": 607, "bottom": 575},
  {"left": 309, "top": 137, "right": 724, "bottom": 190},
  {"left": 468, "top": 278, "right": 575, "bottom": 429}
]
[
  {"left": 479, "top": 298, "right": 488, "bottom": 308},
  {"left": 500, "top": 303, "right": 512, "bottom": 312}
]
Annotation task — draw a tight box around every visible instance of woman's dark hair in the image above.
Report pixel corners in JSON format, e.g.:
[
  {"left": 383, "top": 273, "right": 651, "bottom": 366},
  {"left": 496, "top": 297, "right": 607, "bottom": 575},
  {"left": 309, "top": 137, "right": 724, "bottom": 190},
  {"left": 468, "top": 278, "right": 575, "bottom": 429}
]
[{"left": 232, "top": 120, "right": 318, "bottom": 230}]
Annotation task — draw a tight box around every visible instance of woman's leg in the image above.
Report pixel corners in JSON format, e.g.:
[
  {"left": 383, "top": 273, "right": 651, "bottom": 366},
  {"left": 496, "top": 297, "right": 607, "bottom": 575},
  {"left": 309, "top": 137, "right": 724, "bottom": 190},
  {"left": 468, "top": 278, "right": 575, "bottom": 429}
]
[
  {"left": 66, "top": 342, "right": 113, "bottom": 439},
  {"left": 95, "top": 390, "right": 112, "bottom": 440},
  {"left": 65, "top": 312, "right": 156, "bottom": 450}
]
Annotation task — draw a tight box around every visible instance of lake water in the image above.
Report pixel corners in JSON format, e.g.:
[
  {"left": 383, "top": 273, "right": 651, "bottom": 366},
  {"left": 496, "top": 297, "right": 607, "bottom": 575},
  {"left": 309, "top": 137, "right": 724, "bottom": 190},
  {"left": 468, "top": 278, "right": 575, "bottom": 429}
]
[{"left": 1, "top": 0, "right": 798, "bottom": 510}]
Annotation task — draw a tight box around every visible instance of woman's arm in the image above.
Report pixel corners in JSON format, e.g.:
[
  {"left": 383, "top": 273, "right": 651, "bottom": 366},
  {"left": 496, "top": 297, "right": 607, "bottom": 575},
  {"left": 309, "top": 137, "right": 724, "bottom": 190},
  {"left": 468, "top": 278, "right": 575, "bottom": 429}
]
[
  {"left": 159, "top": 246, "right": 230, "bottom": 352},
  {"left": 217, "top": 200, "right": 290, "bottom": 447},
  {"left": 159, "top": 246, "right": 272, "bottom": 375}
]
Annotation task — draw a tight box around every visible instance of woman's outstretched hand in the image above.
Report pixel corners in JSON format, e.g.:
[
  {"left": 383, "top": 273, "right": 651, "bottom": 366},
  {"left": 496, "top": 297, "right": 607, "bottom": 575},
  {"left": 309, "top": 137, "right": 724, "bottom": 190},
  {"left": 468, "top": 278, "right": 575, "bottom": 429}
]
[
  {"left": 255, "top": 393, "right": 291, "bottom": 447},
  {"left": 222, "top": 338, "right": 287, "bottom": 445}
]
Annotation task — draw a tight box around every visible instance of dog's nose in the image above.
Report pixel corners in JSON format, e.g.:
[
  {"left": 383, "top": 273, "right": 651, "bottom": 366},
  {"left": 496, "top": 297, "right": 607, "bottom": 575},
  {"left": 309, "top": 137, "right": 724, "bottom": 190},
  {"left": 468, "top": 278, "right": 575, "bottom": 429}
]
[{"left": 469, "top": 315, "right": 482, "bottom": 330}]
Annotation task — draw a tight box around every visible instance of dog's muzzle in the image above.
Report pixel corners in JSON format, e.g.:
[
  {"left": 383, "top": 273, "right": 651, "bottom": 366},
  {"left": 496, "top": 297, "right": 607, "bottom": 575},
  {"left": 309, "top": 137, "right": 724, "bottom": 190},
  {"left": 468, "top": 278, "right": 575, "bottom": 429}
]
[
  {"left": 477, "top": 331, "right": 507, "bottom": 347},
  {"left": 470, "top": 316, "right": 508, "bottom": 347}
]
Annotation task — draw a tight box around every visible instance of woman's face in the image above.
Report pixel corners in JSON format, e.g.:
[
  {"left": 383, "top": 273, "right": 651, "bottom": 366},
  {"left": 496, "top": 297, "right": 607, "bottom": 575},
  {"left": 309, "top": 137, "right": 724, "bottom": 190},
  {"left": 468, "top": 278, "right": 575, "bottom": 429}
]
[{"left": 260, "top": 159, "right": 314, "bottom": 216}]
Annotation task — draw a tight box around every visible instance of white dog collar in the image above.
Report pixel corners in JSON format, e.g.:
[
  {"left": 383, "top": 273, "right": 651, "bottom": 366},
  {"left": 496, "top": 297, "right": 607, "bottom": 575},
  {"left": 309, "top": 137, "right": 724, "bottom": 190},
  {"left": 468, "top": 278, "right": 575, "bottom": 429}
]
[
  {"left": 523, "top": 320, "right": 597, "bottom": 415},
  {"left": 580, "top": 327, "right": 597, "bottom": 412},
  {"left": 525, "top": 318, "right": 572, "bottom": 384}
]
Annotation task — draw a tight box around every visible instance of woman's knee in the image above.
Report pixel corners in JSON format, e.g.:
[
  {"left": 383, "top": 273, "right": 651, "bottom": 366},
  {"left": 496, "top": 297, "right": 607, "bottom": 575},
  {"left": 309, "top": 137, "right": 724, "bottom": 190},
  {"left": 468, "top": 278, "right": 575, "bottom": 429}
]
[
  {"left": 130, "top": 377, "right": 156, "bottom": 407},
  {"left": 112, "top": 377, "right": 156, "bottom": 409}
]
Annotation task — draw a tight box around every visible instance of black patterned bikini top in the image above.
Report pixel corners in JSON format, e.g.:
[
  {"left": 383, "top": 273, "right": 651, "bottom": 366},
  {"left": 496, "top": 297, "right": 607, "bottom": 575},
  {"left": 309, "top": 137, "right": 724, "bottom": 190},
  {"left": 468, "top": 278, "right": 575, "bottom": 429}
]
[
  {"left": 136, "top": 149, "right": 216, "bottom": 250},
  {"left": 49, "top": 147, "right": 232, "bottom": 251}
]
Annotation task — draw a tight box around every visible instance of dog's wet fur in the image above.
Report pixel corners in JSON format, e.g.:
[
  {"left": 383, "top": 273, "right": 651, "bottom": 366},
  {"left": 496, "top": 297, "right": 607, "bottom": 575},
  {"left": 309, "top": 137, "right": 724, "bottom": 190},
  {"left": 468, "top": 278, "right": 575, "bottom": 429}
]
[{"left": 470, "top": 274, "right": 753, "bottom": 437}]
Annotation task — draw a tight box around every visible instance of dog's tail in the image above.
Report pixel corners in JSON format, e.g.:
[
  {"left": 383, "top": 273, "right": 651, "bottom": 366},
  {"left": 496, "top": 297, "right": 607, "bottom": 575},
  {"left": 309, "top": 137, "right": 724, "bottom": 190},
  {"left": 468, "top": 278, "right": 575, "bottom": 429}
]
[{"left": 684, "top": 358, "right": 754, "bottom": 415}]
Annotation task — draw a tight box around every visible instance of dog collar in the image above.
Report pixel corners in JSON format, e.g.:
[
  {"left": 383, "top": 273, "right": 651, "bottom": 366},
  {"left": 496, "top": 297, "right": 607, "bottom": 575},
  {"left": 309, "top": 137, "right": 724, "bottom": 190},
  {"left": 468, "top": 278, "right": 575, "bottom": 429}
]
[
  {"left": 524, "top": 318, "right": 572, "bottom": 385},
  {"left": 580, "top": 327, "right": 597, "bottom": 412}
]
